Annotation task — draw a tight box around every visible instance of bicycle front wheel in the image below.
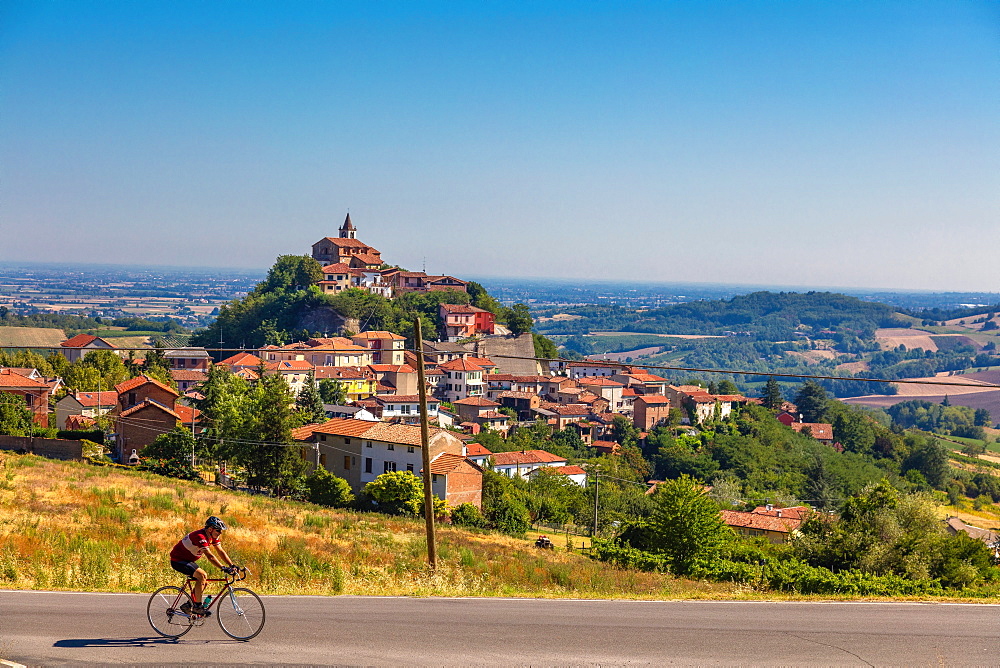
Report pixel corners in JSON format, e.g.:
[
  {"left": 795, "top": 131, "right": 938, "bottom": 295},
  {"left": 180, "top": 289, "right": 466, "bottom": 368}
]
[
  {"left": 216, "top": 587, "right": 266, "bottom": 640},
  {"left": 147, "top": 585, "right": 194, "bottom": 638}
]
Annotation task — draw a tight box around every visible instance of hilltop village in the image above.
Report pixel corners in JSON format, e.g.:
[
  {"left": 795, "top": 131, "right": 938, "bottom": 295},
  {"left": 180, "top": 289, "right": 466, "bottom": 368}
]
[{"left": 0, "top": 214, "right": 814, "bottom": 527}]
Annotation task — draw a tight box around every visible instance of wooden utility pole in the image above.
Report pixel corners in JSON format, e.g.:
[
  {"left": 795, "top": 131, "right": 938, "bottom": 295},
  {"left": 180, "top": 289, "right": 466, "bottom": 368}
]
[{"left": 414, "top": 317, "right": 437, "bottom": 569}]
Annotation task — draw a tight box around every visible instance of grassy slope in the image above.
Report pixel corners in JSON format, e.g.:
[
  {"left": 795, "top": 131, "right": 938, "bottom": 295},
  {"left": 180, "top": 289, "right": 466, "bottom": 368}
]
[{"left": 0, "top": 452, "right": 735, "bottom": 600}]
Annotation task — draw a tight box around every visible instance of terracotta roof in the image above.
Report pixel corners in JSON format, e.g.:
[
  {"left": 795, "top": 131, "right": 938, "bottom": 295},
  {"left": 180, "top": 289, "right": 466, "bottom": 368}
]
[
  {"left": 0, "top": 369, "right": 50, "bottom": 389},
  {"left": 171, "top": 369, "right": 208, "bottom": 381},
  {"left": 465, "top": 442, "right": 492, "bottom": 456},
  {"left": 291, "top": 423, "right": 324, "bottom": 441},
  {"left": 66, "top": 414, "right": 96, "bottom": 430},
  {"left": 567, "top": 360, "right": 623, "bottom": 369},
  {"left": 314, "top": 366, "right": 372, "bottom": 380},
  {"left": 368, "top": 364, "right": 415, "bottom": 373},
  {"left": 429, "top": 452, "right": 472, "bottom": 475},
  {"left": 625, "top": 373, "right": 668, "bottom": 383},
  {"left": 466, "top": 356, "right": 496, "bottom": 367},
  {"left": 265, "top": 360, "right": 314, "bottom": 372},
  {"left": 114, "top": 374, "right": 179, "bottom": 397},
  {"left": 453, "top": 396, "right": 499, "bottom": 407},
  {"left": 440, "top": 303, "right": 489, "bottom": 315},
  {"left": 579, "top": 377, "right": 624, "bottom": 387},
  {"left": 751, "top": 506, "right": 812, "bottom": 520},
  {"left": 634, "top": 395, "right": 670, "bottom": 405},
  {"left": 538, "top": 402, "right": 591, "bottom": 416},
  {"left": 790, "top": 422, "right": 834, "bottom": 440},
  {"left": 234, "top": 368, "right": 259, "bottom": 380},
  {"left": 377, "top": 395, "right": 438, "bottom": 404},
  {"left": 319, "top": 236, "right": 377, "bottom": 249},
  {"left": 74, "top": 391, "right": 118, "bottom": 407},
  {"left": 311, "top": 418, "right": 379, "bottom": 438},
  {"left": 439, "top": 358, "right": 483, "bottom": 372},
  {"left": 548, "top": 465, "right": 587, "bottom": 476},
  {"left": 721, "top": 510, "right": 802, "bottom": 534},
  {"left": 219, "top": 352, "right": 262, "bottom": 366},
  {"left": 491, "top": 450, "right": 567, "bottom": 466},
  {"left": 61, "top": 333, "right": 103, "bottom": 348},
  {"left": 321, "top": 263, "right": 352, "bottom": 273},
  {"left": 174, "top": 404, "right": 201, "bottom": 423},
  {"left": 353, "top": 331, "right": 406, "bottom": 341},
  {"left": 477, "top": 410, "right": 508, "bottom": 419},
  {"left": 497, "top": 390, "right": 537, "bottom": 399},
  {"left": 353, "top": 252, "right": 383, "bottom": 266},
  {"left": 119, "top": 398, "right": 179, "bottom": 419}
]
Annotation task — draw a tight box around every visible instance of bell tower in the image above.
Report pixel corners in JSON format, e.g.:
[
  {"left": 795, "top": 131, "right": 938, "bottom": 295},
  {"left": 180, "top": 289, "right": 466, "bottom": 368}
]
[{"left": 339, "top": 213, "right": 356, "bottom": 239}]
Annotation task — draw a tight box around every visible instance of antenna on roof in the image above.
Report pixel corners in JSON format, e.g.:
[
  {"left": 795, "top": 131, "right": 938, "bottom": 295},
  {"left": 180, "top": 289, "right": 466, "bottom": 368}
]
[{"left": 423, "top": 256, "right": 426, "bottom": 273}]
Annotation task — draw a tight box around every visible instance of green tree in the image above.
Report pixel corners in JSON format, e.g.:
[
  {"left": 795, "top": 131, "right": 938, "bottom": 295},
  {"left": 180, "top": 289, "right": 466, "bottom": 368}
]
[
  {"left": 295, "top": 371, "right": 326, "bottom": 424},
  {"left": 481, "top": 469, "right": 532, "bottom": 535},
  {"left": 0, "top": 391, "right": 33, "bottom": 436},
  {"left": 504, "top": 303, "right": 533, "bottom": 336},
  {"left": 794, "top": 380, "right": 829, "bottom": 423},
  {"left": 451, "top": 502, "right": 487, "bottom": 528},
  {"left": 533, "top": 333, "right": 559, "bottom": 360},
  {"left": 466, "top": 281, "right": 503, "bottom": 315},
  {"left": 142, "top": 426, "right": 195, "bottom": 461},
  {"left": 257, "top": 255, "right": 324, "bottom": 294},
  {"left": 304, "top": 467, "right": 355, "bottom": 508},
  {"left": 647, "top": 474, "right": 732, "bottom": 574},
  {"left": 318, "top": 378, "right": 347, "bottom": 406},
  {"left": 363, "top": 471, "right": 425, "bottom": 516},
  {"left": 193, "top": 364, "right": 250, "bottom": 460},
  {"left": 240, "top": 372, "right": 306, "bottom": 495},
  {"left": 762, "top": 377, "right": 784, "bottom": 410}
]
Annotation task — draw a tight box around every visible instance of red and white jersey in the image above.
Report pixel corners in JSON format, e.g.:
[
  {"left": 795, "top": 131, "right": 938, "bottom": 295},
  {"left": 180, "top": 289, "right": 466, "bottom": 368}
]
[{"left": 169, "top": 528, "right": 220, "bottom": 562}]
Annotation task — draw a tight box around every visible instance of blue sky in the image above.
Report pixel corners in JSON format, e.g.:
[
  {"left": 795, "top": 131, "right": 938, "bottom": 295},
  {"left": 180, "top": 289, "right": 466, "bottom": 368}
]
[{"left": 2, "top": 1, "right": 997, "bottom": 291}]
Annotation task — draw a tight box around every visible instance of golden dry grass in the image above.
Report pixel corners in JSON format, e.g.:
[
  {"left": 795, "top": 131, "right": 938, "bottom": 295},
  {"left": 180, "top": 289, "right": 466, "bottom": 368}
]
[{"left": 0, "top": 451, "right": 751, "bottom": 600}]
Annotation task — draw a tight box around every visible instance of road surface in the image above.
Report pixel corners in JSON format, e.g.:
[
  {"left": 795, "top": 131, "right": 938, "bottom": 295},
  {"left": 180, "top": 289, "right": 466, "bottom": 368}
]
[{"left": 2, "top": 590, "right": 999, "bottom": 666}]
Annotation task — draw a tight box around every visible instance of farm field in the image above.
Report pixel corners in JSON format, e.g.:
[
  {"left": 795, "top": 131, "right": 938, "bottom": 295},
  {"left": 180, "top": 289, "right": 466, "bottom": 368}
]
[{"left": 0, "top": 326, "right": 66, "bottom": 348}]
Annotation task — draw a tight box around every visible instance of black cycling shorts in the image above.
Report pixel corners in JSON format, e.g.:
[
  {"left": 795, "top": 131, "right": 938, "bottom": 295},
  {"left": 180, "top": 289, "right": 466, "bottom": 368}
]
[{"left": 170, "top": 560, "right": 199, "bottom": 576}]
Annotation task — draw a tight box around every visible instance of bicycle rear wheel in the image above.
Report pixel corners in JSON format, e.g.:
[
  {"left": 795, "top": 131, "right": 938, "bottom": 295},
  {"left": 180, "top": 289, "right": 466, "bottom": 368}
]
[
  {"left": 216, "top": 587, "right": 266, "bottom": 640},
  {"left": 147, "top": 585, "right": 194, "bottom": 638}
]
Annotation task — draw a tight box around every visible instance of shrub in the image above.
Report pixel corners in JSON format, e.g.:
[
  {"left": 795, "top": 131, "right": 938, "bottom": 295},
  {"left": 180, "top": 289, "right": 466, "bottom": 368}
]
[
  {"left": 451, "top": 503, "right": 486, "bottom": 528},
  {"left": 304, "top": 468, "right": 355, "bottom": 508}
]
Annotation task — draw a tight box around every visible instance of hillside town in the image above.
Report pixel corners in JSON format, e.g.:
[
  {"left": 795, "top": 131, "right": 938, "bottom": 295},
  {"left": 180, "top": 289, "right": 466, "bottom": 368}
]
[{"left": 3, "top": 214, "right": 999, "bottom": 579}]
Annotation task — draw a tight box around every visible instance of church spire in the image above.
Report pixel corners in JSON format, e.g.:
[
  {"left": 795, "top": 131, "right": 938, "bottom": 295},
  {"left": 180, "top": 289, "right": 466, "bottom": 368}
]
[{"left": 339, "top": 213, "right": 356, "bottom": 239}]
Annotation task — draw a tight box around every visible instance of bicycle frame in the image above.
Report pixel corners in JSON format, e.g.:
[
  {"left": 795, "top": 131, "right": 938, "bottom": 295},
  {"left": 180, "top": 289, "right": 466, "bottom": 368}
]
[{"left": 170, "top": 568, "right": 250, "bottom": 619}]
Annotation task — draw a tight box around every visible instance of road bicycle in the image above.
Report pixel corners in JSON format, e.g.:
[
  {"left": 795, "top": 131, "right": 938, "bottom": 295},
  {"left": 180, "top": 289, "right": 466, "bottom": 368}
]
[{"left": 147, "top": 567, "right": 266, "bottom": 640}]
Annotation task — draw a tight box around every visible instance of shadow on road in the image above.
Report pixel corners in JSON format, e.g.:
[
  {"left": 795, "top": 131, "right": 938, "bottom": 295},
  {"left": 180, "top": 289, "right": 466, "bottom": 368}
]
[{"left": 54, "top": 636, "right": 183, "bottom": 648}]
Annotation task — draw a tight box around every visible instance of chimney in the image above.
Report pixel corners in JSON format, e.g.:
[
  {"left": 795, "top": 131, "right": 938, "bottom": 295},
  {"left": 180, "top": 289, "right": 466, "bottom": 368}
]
[{"left": 765, "top": 503, "right": 773, "bottom": 511}]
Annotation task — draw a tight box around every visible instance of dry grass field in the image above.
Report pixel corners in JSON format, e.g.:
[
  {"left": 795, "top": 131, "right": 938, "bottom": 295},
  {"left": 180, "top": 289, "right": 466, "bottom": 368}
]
[
  {"left": 0, "top": 452, "right": 740, "bottom": 600},
  {"left": 0, "top": 326, "right": 66, "bottom": 349}
]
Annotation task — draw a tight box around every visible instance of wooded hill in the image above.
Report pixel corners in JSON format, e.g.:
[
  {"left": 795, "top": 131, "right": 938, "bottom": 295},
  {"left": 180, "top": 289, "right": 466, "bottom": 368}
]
[{"left": 535, "top": 291, "right": 908, "bottom": 339}]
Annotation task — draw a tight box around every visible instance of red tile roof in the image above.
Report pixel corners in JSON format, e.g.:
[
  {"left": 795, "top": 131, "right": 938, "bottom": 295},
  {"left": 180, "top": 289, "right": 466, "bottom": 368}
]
[
  {"left": 790, "top": 422, "right": 834, "bottom": 440},
  {"left": 321, "top": 263, "right": 352, "bottom": 273},
  {"left": 74, "top": 391, "right": 118, "bottom": 407},
  {"left": 439, "top": 358, "right": 483, "bottom": 372},
  {"left": 219, "top": 352, "right": 262, "bottom": 367},
  {"left": 634, "top": 395, "right": 670, "bottom": 405},
  {"left": 440, "top": 303, "right": 490, "bottom": 315},
  {"left": 453, "top": 396, "right": 499, "bottom": 407},
  {"left": 174, "top": 404, "right": 201, "bottom": 423},
  {"left": 549, "top": 465, "right": 587, "bottom": 476},
  {"left": 490, "top": 450, "right": 567, "bottom": 466},
  {"left": 720, "top": 510, "right": 802, "bottom": 534},
  {"left": 171, "top": 369, "right": 208, "bottom": 381},
  {"left": 265, "top": 360, "right": 314, "bottom": 372},
  {"left": 354, "top": 331, "right": 406, "bottom": 341},
  {"left": 119, "top": 398, "right": 180, "bottom": 419},
  {"left": 579, "top": 377, "right": 624, "bottom": 387},
  {"left": 368, "top": 364, "right": 416, "bottom": 373},
  {"left": 314, "top": 366, "right": 372, "bottom": 380},
  {"left": 429, "top": 452, "right": 472, "bottom": 475},
  {"left": 65, "top": 414, "right": 96, "bottom": 430},
  {"left": 377, "top": 395, "right": 438, "bottom": 404},
  {"left": 114, "top": 374, "right": 179, "bottom": 397},
  {"left": 60, "top": 333, "right": 103, "bottom": 348},
  {"left": 465, "top": 442, "right": 492, "bottom": 456},
  {"left": 0, "top": 369, "right": 50, "bottom": 389}
]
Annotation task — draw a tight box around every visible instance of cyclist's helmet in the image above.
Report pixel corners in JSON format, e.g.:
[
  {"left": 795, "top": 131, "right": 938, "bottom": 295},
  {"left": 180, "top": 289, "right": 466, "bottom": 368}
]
[{"left": 205, "top": 516, "right": 227, "bottom": 531}]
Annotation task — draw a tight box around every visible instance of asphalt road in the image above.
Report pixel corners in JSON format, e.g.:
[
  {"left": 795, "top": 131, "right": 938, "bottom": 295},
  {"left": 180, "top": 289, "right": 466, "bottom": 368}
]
[{"left": 2, "top": 590, "right": 1000, "bottom": 666}]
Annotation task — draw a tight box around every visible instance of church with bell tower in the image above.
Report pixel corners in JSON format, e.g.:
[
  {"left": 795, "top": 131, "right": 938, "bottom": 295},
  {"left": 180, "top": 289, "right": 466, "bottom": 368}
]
[{"left": 311, "top": 213, "right": 383, "bottom": 269}]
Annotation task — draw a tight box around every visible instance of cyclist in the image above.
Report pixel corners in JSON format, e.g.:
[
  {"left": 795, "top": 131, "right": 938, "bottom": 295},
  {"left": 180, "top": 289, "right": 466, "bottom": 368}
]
[{"left": 169, "top": 516, "right": 237, "bottom": 616}]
